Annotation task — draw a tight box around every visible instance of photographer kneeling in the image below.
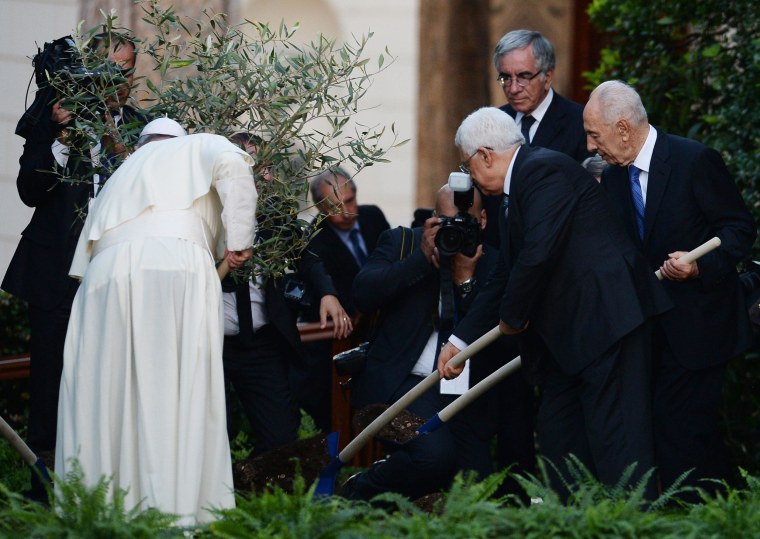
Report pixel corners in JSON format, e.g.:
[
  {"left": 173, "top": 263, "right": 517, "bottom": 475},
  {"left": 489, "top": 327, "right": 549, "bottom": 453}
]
[{"left": 343, "top": 177, "right": 513, "bottom": 501}]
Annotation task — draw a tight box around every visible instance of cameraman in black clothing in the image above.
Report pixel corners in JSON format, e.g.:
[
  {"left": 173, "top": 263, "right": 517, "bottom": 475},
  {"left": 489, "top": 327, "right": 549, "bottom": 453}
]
[{"left": 2, "top": 33, "right": 145, "bottom": 501}]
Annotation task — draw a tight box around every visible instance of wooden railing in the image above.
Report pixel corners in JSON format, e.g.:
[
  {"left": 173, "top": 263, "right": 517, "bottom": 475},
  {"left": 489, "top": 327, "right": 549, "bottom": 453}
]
[{"left": 0, "top": 355, "right": 31, "bottom": 381}]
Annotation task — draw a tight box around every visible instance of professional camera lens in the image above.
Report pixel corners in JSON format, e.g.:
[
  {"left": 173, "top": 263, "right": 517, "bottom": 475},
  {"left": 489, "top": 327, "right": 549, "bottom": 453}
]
[{"left": 435, "top": 225, "right": 463, "bottom": 255}]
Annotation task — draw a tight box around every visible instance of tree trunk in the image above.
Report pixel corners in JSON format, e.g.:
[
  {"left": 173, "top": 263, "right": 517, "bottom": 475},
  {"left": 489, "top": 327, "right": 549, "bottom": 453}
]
[{"left": 415, "top": 0, "right": 492, "bottom": 210}]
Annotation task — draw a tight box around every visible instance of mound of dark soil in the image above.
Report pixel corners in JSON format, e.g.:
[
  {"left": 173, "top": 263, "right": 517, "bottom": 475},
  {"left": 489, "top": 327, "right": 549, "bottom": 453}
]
[
  {"left": 352, "top": 403, "right": 426, "bottom": 445},
  {"left": 232, "top": 434, "right": 332, "bottom": 493}
]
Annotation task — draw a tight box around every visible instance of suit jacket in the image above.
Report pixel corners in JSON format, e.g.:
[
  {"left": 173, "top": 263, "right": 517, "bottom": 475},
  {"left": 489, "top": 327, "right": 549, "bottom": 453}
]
[
  {"left": 500, "top": 91, "right": 591, "bottom": 163},
  {"left": 351, "top": 226, "right": 505, "bottom": 408},
  {"left": 2, "top": 106, "right": 145, "bottom": 310},
  {"left": 601, "top": 130, "right": 756, "bottom": 368},
  {"left": 455, "top": 146, "right": 672, "bottom": 378},
  {"left": 484, "top": 92, "right": 591, "bottom": 249},
  {"left": 302, "top": 204, "right": 390, "bottom": 319}
]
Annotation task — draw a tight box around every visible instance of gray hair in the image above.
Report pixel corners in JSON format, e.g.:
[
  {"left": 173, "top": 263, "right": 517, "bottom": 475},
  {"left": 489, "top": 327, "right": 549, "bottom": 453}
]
[
  {"left": 310, "top": 166, "right": 356, "bottom": 203},
  {"left": 589, "top": 80, "right": 649, "bottom": 127},
  {"left": 582, "top": 154, "right": 608, "bottom": 178},
  {"left": 493, "top": 29, "right": 556, "bottom": 74},
  {"left": 455, "top": 107, "right": 524, "bottom": 156}
]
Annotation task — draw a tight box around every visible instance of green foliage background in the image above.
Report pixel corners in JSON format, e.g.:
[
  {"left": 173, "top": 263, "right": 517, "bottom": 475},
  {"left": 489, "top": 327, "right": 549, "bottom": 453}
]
[{"left": 587, "top": 0, "right": 760, "bottom": 478}]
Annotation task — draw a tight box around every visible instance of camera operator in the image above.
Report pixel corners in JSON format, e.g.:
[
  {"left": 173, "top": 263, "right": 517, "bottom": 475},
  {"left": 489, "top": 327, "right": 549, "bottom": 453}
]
[
  {"left": 343, "top": 180, "right": 531, "bottom": 501},
  {"left": 1, "top": 32, "right": 145, "bottom": 502}
]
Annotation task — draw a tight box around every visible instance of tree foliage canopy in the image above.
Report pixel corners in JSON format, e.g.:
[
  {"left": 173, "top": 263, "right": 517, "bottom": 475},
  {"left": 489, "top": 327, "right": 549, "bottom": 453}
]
[{"left": 45, "top": 0, "right": 405, "bottom": 280}]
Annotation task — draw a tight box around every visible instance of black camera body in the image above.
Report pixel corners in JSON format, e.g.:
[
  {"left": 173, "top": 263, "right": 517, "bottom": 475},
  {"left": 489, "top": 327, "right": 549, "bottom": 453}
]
[
  {"left": 435, "top": 213, "right": 481, "bottom": 257},
  {"left": 434, "top": 172, "right": 482, "bottom": 257}
]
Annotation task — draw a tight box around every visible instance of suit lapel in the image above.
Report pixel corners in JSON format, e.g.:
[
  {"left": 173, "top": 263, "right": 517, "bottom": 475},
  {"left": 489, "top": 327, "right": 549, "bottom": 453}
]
[
  {"left": 603, "top": 166, "right": 641, "bottom": 243},
  {"left": 319, "top": 221, "right": 359, "bottom": 271},
  {"left": 643, "top": 132, "right": 671, "bottom": 245},
  {"left": 531, "top": 96, "right": 564, "bottom": 148}
]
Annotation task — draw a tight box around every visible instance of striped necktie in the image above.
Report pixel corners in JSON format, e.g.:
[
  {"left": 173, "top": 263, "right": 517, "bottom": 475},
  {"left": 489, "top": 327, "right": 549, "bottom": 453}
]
[{"left": 628, "top": 165, "right": 645, "bottom": 240}]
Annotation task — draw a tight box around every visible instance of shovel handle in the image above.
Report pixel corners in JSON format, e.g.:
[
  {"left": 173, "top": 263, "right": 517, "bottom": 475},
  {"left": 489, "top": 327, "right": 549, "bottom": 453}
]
[
  {"left": 654, "top": 236, "right": 721, "bottom": 280},
  {"left": 437, "top": 355, "right": 522, "bottom": 424},
  {"left": 338, "top": 326, "right": 502, "bottom": 463},
  {"left": 0, "top": 415, "right": 37, "bottom": 466}
]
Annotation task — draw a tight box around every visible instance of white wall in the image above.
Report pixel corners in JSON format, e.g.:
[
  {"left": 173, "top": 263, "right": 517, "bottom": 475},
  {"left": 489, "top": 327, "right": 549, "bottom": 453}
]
[{"left": 0, "top": 0, "right": 79, "bottom": 277}]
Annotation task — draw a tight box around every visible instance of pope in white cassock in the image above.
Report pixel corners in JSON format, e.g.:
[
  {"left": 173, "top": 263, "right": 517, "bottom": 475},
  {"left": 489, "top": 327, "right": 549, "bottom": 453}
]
[{"left": 54, "top": 118, "right": 257, "bottom": 526}]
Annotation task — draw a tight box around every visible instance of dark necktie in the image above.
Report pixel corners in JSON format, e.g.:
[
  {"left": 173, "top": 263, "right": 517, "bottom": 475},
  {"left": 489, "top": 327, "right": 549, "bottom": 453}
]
[
  {"left": 235, "top": 281, "right": 255, "bottom": 345},
  {"left": 628, "top": 165, "right": 645, "bottom": 240},
  {"left": 520, "top": 115, "right": 536, "bottom": 144},
  {"left": 349, "top": 228, "right": 368, "bottom": 266}
]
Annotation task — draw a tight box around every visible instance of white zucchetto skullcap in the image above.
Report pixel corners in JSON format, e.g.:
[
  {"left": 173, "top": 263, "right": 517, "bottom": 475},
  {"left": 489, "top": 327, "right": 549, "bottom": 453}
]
[{"left": 139, "top": 117, "right": 187, "bottom": 138}]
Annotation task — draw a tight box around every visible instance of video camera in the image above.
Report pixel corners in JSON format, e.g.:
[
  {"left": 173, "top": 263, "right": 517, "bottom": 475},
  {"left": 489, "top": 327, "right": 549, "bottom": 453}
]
[
  {"left": 15, "top": 35, "right": 126, "bottom": 139},
  {"left": 434, "top": 172, "right": 482, "bottom": 258}
]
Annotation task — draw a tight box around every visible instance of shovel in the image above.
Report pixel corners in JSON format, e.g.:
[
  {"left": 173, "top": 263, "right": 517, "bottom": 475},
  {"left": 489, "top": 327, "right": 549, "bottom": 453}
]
[
  {"left": 0, "top": 414, "right": 52, "bottom": 486},
  {"left": 315, "top": 326, "right": 503, "bottom": 494},
  {"left": 314, "top": 235, "right": 722, "bottom": 495}
]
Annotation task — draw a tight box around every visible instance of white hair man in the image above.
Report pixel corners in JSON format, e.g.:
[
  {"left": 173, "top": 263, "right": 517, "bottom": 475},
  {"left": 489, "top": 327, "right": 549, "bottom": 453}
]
[
  {"left": 438, "top": 107, "right": 671, "bottom": 498},
  {"left": 584, "top": 80, "right": 756, "bottom": 498}
]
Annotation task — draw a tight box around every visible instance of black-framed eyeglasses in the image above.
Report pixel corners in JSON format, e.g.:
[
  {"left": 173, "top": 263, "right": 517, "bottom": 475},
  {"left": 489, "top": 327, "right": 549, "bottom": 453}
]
[
  {"left": 459, "top": 147, "right": 492, "bottom": 174},
  {"left": 497, "top": 71, "right": 542, "bottom": 87}
]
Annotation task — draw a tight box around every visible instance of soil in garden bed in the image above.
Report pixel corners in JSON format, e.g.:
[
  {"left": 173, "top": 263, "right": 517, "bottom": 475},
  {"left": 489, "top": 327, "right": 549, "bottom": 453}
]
[
  {"left": 351, "top": 403, "right": 426, "bottom": 446},
  {"left": 232, "top": 434, "right": 331, "bottom": 494}
]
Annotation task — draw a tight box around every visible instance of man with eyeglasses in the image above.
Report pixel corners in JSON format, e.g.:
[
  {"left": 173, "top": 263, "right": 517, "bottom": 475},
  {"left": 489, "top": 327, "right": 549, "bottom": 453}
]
[
  {"left": 493, "top": 29, "right": 589, "bottom": 162},
  {"left": 439, "top": 107, "right": 672, "bottom": 499}
]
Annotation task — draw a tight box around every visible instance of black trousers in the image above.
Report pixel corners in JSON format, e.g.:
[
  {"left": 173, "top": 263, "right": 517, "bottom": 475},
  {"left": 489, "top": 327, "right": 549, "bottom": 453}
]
[
  {"left": 652, "top": 324, "right": 731, "bottom": 497},
  {"left": 223, "top": 325, "right": 300, "bottom": 455},
  {"left": 27, "top": 284, "right": 77, "bottom": 454},
  {"left": 289, "top": 340, "right": 332, "bottom": 433},
  {"left": 348, "top": 374, "right": 458, "bottom": 500},
  {"left": 537, "top": 322, "right": 655, "bottom": 497}
]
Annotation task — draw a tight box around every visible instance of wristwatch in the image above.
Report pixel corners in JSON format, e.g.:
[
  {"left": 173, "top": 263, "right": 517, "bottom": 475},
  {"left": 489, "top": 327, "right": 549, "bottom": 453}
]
[{"left": 456, "top": 278, "right": 477, "bottom": 296}]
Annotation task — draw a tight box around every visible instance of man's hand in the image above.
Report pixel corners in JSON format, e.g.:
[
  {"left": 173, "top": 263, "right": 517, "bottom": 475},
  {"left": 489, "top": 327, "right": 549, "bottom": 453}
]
[
  {"left": 421, "top": 215, "right": 441, "bottom": 268},
  {"left": 225, "top": 248, "right": 253, "bottom": 269},
  {"left": 659, "top": 251, "right": 699, "bottom": 281},
  {"left": 451, "top": 244, "right": 483, "bottom": 284},
  {"left": 320, "top": 294, "right": 352, "bottom": 339},
  {"left": 51, "top": 100, "right": 73, "bottom": 144},
  {"left": 499, "top": 319, "right": 527, "bottom": 335},
  {"left": 437, "top": 341, "right": 463, "bottom": 379}
]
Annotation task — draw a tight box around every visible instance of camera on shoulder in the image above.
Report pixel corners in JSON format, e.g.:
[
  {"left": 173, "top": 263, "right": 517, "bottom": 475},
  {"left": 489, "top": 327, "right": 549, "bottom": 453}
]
[{"left": 434, "top": 172, "right": 482, "bottom": 257}]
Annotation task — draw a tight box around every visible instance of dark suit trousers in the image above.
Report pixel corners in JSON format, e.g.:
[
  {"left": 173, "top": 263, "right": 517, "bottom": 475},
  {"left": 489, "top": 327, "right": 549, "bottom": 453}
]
[
  {"left": 290, "top": 340, "right": 332, "bottom": 433},
  {"left": 223, "top": 325, "right": 300, "bottom": 455},
  {"left": 27, "top": 283, "right": 77, "bottom": 453},
  {"left": 652, "top": 324, "right": 731, "bottom": 496},
  {"left": 537, "top": 322, "right": 655, "bottom": 497},
  {"left": 348, "top": 374, "right": 458, "bottom": 500}
]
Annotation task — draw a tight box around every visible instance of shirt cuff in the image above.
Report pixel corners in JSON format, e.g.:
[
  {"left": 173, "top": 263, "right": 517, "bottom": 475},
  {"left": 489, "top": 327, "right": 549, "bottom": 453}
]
[{"left": 448, "top": 335, "right": 468, "bottom": 351}]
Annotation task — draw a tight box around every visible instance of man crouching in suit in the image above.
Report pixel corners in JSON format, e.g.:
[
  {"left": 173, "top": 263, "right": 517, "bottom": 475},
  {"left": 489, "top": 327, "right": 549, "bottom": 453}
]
[
  {"left": 438, "top": 107, "right": 672, "bottom": 498},
  {"left": 342, "top": 184, "right": 534, "bottom": 500}
]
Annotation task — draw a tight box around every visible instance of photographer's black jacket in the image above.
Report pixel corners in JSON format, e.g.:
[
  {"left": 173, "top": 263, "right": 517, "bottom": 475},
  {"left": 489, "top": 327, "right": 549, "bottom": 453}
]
[{"left": 2, "top": 106, "right": 144, "bottom": 309}]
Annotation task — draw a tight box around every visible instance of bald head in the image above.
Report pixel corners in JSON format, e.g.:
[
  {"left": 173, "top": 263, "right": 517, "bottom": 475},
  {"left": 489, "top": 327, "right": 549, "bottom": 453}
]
[
  {"left": 435, "top": 184, "right": 485, "bottom": 224},
  {"left": 583, "top": 80, "right": 650, "bottom": 167}
]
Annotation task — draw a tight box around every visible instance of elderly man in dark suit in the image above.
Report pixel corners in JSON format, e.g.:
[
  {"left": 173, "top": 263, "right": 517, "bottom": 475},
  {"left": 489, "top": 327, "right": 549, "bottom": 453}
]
[
  {"left": 2, "top": 33, "right": 144, "bottom": 501},
  {"left": 291, "top": 167, "right": 390, "bottom": 432},
  {"left": 494, "top": 29, "right": 589, "bottom": 162},
  {"left": 438, "top": 107, "right": 672, "bottom": 495},
  {"left": 583, "top": 80, "right": 757, "bottom": 496}
]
